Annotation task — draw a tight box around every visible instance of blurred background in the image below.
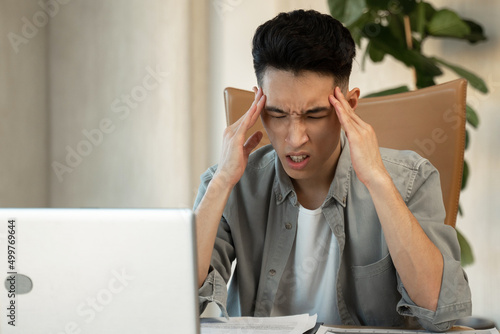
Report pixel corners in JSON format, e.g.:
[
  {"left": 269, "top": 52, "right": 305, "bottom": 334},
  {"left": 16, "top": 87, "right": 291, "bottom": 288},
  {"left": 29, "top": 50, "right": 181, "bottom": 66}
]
[{"left": 1, "top": 0, "right": 498, "bottom": 325}]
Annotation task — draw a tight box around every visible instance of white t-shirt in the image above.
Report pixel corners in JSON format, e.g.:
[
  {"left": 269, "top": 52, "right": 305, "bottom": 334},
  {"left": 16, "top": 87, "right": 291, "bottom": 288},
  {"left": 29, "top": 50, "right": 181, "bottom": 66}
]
[{"left": 271, "top": 205, "right": 341, "bottom": 324}]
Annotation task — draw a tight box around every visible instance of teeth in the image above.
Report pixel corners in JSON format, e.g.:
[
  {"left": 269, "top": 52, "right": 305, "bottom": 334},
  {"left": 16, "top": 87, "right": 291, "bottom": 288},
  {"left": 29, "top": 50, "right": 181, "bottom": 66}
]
[{"left": 290, "top": 155, "right": 307, "bottom": 162}]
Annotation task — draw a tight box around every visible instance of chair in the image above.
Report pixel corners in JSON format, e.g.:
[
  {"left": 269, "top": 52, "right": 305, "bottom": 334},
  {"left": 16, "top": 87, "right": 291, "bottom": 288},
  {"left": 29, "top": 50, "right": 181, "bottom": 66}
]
[{"left": 224, "top": 79, "right": 467, "bottom": 228}]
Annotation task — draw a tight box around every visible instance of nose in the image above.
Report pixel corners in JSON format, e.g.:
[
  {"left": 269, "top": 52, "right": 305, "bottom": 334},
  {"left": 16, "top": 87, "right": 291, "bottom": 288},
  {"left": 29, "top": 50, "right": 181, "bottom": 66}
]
[{"left": 285, "top": 118, "right": 308, "bottom": 148}]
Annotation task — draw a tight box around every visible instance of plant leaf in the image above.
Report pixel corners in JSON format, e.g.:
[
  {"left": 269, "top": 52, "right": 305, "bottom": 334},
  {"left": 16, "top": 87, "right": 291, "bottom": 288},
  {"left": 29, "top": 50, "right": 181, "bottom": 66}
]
[
  {"left": 409, "top": 1, "right": 427, "bottom": 38},
  {"left": 410, "top": 1, "right": 436, "bottom": 41},
  {"left": 367, "top": 26, "right": 442, "bottom": 76},
  {"left": 365, "top": 0, "right": 390, "bottom": 10},
  {"left": 328, "top": 0, "right": 366, "bottom": 26},
  {"left": 466, "top": 104, "right": 480, "bottom": 128},
  {"left": 462, "top": 160, "right": 469, "bottom": 190},
  {"left": 363, "top": 85, "right": 410, "bottom": 98},
  {"left": 421, "top": 1, "right": 437, "bottom": 21},
  {"left": 433, "top": 57, "right": 488, "bottom": 93},
  {"left": 415, "top": 69, "right": 437, "bottom": 89},
  {"left": 427, "top": 9, "right": 471, "bottom": 38},
  {"left": 456, "top": 228, "right": 474, "bottom": 266},
  {"left": 348, "top": 11, "right": 376, "bottom": 47},
  {"left": 398, "top": 0, "right": 417, "bottom": 14},
  {"left": 387, "top": 14, "right": 406, "bottom": 44},
  {"left": 366, "top": 0, "right": 416, "bottom": 13},
  {"left": 368, "top": 41, "right": 386, "bottom": 62},
  {"left": 462, "top": 19, "right": 487, "bottom": 44}
]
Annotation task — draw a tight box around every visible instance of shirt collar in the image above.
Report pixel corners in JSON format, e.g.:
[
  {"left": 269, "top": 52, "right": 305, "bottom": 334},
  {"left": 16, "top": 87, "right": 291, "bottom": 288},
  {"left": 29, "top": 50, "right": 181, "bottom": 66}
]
[
  {"left": 328, "top": 131, "right": 352, "bottom": 207},
  {"left": 273, "top": 130, "right": 352, "bottom": 207},
  {"left": 274, "top": 154, "right": 297, "bottom": 206}
]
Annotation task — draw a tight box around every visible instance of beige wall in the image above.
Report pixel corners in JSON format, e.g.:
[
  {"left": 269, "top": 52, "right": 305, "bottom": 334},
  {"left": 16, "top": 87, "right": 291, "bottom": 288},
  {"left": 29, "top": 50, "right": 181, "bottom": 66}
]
[
  {"left": 208, "top": 0, "right": 500, "bottom": 324},
  {"left": 0, "top": 1, "right": 49, "bottom": 207},
  {"left": 1, "top": 0, "right": 210, "bottom": 209},
  {"left": 48, "top": 0, "right": 199, "bottom": 208}
]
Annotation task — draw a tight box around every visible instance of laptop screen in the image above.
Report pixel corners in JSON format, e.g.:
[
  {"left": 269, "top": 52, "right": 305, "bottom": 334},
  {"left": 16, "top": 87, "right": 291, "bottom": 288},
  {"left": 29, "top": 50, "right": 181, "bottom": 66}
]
[{"left": 1, "top": 208, "right": 199, "bottom": 334}]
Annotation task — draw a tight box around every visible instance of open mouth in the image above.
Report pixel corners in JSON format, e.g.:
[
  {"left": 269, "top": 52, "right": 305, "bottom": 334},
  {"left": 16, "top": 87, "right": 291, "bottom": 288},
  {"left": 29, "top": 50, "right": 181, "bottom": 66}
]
[
  {"left": 289, "top": 155, "right": 308, "bottom": 163},
  {"left": 286, "top": 154, "right": 310, "bottom": 170}
]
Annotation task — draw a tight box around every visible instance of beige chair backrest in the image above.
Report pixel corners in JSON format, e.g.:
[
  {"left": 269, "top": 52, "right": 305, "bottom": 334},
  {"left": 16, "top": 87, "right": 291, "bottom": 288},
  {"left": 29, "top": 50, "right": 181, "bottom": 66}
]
[{"left": 224, "top": 79, "right": 467, "bottom": 228}]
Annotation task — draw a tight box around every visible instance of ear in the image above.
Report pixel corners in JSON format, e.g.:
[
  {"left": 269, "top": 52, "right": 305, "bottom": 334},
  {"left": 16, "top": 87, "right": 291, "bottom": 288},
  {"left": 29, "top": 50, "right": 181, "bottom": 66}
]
[{"left": 346, "top": 87, "right": 360, "bottom": 110}]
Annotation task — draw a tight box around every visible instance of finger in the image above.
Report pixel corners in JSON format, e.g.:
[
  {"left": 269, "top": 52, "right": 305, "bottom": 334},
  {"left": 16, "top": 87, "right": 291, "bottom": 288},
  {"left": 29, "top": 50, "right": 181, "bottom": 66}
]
[
  {"left": 333, "top": 87, "right": 356, "bottom": 119},
  {"left": 243, "top": 131, "right": 263, "bottom": 156},
  {"left": 251, "top": 91, "right": 266, "bottom": 124},
  {"left": 334, "top": 87, "right": 350, "bottom": 109},
  {"left": 337, "top": 87, "right": 367, "bottom": 127},
  {"left": 238, "top": 89, "right": 265, "bottom": 133},
  {"left": 329, "top": 93, "right": 355, "bottom": 132},
  {"left": 333, "top": 87, "right": 364, "bottom": 125},
  {"left": 225, "top": 91, "right": 264, "bottom": 148},
  {"left": 231, "top": 87, "right": 262, "bottom": 129}
]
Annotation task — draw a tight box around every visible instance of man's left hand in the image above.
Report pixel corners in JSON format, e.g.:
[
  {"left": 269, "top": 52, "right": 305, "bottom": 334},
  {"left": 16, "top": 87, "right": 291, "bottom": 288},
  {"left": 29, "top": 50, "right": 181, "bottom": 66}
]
[{"left": 329, "top": 86, "right": 389, "bottom": 188}]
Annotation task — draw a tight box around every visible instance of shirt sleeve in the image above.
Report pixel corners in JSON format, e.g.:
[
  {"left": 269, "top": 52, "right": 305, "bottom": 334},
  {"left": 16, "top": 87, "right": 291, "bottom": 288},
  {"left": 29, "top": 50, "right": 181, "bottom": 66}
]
[
  {"left": 193, "top": 168, "right": 234, "bottom": 318},
  {"left": 395, "top": 159, "right": 472, "bottom": 332}
]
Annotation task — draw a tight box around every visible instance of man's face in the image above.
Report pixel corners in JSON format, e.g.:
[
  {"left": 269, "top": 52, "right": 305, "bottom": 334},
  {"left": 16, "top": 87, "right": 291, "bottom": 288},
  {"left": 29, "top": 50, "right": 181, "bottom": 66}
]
[{"left": 260, "top": 68, "right": 342, "bottom": 186}]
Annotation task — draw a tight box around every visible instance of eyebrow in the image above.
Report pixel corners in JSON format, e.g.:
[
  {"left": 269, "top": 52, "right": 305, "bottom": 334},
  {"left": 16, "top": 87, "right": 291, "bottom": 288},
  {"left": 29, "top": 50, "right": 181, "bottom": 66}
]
[{"left": 265, "top": 105, "right": 331, "bottom": 115}]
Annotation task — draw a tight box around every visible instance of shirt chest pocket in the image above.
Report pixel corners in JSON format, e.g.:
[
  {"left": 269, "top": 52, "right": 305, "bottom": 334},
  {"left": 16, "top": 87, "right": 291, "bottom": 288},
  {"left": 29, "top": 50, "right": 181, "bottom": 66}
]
[{"left": 350, "top": 253, "right": 404, "bottom": 327}]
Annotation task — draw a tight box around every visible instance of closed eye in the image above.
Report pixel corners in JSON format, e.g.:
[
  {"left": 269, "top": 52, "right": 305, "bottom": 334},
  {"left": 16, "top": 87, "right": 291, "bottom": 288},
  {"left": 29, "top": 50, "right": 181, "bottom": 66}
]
[
  {"left": 265, "top": 106, "right": 331, "bottom": 119},
  {"left": 265, "top": 110, "right": 287, "bottom": 119}
]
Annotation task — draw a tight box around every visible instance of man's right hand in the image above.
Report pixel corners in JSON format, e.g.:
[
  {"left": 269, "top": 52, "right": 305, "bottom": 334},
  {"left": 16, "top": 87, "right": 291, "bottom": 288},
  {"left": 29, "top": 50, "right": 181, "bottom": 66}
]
[
  {"left": 195, "top": 87, "right": 266, "bottom": 287},
  {"left": 213, "top": 87, "right": 266, "bottom": 188}
]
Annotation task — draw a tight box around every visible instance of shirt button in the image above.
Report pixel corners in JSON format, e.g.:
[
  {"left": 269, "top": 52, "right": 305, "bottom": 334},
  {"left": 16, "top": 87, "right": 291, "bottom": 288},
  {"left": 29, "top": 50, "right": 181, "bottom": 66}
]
[
  {"left": 277, "top": 194, "right": 283, "bottom": 201},
  {"left": 285, "top": 223, "right": 292, "bottom": 230},
  {"left": 334, "top": 224, "right": 343, "bottom": 236},
  {"left": 269, "top": 269, "right": 276, "bottom": 276}
]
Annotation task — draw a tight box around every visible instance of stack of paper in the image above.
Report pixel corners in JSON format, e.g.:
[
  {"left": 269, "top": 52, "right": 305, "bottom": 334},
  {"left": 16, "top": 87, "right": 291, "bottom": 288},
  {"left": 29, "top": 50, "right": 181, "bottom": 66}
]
[{"left": 200, "top": 313, "right": 317, "bottom": 334}]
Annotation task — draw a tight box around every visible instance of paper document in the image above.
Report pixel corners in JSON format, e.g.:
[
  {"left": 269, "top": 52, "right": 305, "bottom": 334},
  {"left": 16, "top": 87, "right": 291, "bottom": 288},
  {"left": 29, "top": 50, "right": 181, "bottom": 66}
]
[
  {"left": 316, "top": 325, "right": 499, "bottom": 334},
  {"left": 200, "top": 313, "right": 317, "bottom": 334}
]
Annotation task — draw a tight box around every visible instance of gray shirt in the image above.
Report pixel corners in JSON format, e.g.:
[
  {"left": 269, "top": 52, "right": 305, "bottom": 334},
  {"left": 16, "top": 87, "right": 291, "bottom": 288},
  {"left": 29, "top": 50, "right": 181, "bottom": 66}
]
[{"left": 194, "top": 133, "right": 471, "bottom": 331}]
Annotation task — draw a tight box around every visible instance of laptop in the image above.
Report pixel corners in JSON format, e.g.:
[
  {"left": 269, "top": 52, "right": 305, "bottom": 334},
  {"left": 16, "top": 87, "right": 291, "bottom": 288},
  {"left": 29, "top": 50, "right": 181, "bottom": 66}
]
[{"left": 1, "top": 208, "right": 200, "bottom": 334}]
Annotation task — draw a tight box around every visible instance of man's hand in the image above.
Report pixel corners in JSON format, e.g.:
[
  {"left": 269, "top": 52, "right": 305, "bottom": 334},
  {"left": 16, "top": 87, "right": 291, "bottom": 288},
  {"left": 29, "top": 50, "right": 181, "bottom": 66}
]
[
  {"left": 214, "top": 87, "right": 266, "bottom": 188},
  {"left": 195, "top": 87, "right": 266, "bottom": 287},
  {"left": 330, "top": 86, "right": 443, "bottom": 311},
  {"left": 329, "top": 87, "right": 389, "bottom": 188}
]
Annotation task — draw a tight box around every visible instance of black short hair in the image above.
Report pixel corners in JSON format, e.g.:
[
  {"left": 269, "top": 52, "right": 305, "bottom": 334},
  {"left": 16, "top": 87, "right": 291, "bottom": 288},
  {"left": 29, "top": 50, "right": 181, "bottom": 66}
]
[{"left": 252, "top": 9, "right": 355, "bottom": 88}]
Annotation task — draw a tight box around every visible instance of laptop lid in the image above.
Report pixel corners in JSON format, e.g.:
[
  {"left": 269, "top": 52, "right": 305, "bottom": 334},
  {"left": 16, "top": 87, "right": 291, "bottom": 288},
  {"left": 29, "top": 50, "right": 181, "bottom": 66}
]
[{"left": 1, "top": 208, "right": 199, "bottom": 334}]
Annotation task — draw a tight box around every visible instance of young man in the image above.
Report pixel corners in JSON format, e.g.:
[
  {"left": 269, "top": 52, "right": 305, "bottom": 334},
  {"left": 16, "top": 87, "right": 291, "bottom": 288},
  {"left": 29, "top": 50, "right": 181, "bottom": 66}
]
[{"left": 194, "top": 9, "right": 471, "bottom": 331}]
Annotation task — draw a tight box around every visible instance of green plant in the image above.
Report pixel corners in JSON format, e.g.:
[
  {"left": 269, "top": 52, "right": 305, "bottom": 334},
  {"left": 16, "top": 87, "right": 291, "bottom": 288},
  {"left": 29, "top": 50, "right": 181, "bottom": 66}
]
[{"left": 328, "top": 0, "right": 489, "bottom": 266}]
